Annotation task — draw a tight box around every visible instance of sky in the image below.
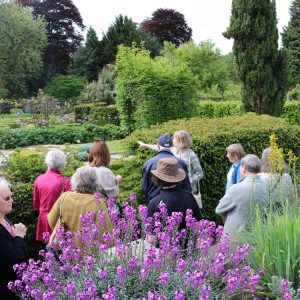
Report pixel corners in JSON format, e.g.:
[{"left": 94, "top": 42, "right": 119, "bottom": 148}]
[{"left": 72, "top": 0, "right": 292, "bottom": 54}]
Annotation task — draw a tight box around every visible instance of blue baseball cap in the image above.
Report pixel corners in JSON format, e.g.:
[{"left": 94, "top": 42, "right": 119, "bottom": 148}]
[{"left": 157, "top": 133, "right": 173, "bottom": 148}]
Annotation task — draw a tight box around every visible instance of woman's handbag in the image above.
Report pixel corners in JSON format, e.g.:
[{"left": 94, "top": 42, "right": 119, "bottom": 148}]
[
  {"left": 188, "top": 152, "right": 202, "bottom": 209},
  {"left": 48, "top": 194, "right": 66, "bottom": 247},
  {"left": 194, "top": 181, "right": 202, "bottom": 209}
]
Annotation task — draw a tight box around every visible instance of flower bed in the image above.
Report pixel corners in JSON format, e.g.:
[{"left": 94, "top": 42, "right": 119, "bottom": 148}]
[{"left": 9, "top": 196, "right": 266, "bottom": 299}]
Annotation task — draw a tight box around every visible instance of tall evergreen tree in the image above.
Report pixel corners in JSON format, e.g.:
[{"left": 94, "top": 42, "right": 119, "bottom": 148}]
[
  {"left": 224, "top": 0, "right": 288, "bottom": 116},
  {"left": 70, "top": 27, "right": 102, "bottom": 81},
  {"left": 100, "top": 15, "right": 142, "bottom": 67},
  {"left": 282, "top": 0, "right": 300, "bottom": 86}
]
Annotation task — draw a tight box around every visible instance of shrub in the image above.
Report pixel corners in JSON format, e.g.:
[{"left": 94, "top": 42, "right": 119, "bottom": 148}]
[
  {"left": 87, "top": 105, "right": 119, "bottom": 126},
  {"left": 44, "top": 75, "right": 87, "bottom": 104},
  {"left": 120, "top": 114, "right": 300, "bottom": 221},
  {"left": 196, "top": 100, "right": 244, "bottom": 118},
  {"left": 116, "top": 45, "right": 197, "bottom": 132},
  {"left": 0, "top": 124, "right": 126, "bottom": 149},
  {"left": 0, "top": 99, "right": 11, "bottom": 114},
  {"left": 282, "top": 101, "right": 300, "bottom": 125},
  {"left": 74, "top": 102, "right": 107, "bottom": 122},
  {"left": 9, "top": 201, "right": 263, "bottom": 299}
]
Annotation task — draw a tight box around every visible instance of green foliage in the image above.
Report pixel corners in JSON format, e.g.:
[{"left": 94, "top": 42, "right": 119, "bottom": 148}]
[
  {"left": 69, "top": 27, "right": 102, "bottom": 81},
  {"left": 44, "top": 75, "right": 87, "bottom": 103},
  {"left": 116, "top": 45, "right": 197, "bottom": 132},
  {"left": 282, "top": 101, "right": 300, "bottom": 125},
  {"left": 162, "top": 41, "right": 230, "bottom": 98},
  {"left": 0, "top": 100, "right": 11, "bottom": 114},
  {"left": 282, "top": 0, "right": 300, "bottom": 86},
  {"left": 101, "top": 15, "right": 143, "bottom": 67},
  {"left": 196, "top": 100, "right": 244, "bottom": 118},
  {"left": 121, "top": 114, "right": 300, "bottom": 220},
  {"left": 243, "top": 200, "right": 300, "bottom": 292},
  {"left": 224, "top": 0, "right": 289, "bottom": 116},
  {"left": 80, "top": 65, "right": 116, "bottom": 104},
  {"left": 74, "top": 102, "right": 107, "bottom": 122},
  {"left": 87, "top": 105, "right": 120, "bottom": 126},
  {"left": 0, "top": 123, "right": 126, "bottom": 149},
  {"left": 0, "top": 2, "right": 47, "bottom": 97}
]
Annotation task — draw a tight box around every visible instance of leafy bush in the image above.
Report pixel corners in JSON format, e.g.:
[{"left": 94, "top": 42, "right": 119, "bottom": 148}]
[
  {"left": 87, "top": 105, "right": 119, "bottom": 126},
  {"left": 44, "top": 75, "right": 87, "bottom": 103},
  {"left": 9, "top": 201, "right": 263, "bottom": 299},
  {"left": 116, "top": 45, "right": 197, "bottom": 132},
  {"left": 0, "top": 99, "right": 11, "bottom": 114},
  {"left": 282, "top": 101, "right": 300, "bottom": 125},
  {"left": 120, "top": 114, "right": 300, "bottom": 221},
  {"left": 0, "top": 123, "right": 126, "bottom": 149},
  {"left": 74, "top": 102, "right": 107, "bottom": 122},
  {"left": 196, "top": 100, "right": 244, "bottom": 118}
]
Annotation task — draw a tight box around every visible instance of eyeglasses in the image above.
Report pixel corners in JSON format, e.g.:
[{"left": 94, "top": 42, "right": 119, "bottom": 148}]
[{"left": 1, "top": 195, "right": 13, "bottom": 202}]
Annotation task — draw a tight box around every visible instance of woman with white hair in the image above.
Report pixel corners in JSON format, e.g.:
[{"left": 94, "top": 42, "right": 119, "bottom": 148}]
[
  {"left": 33, "top": 149, "right": 71, "bottom": 242},
  {"left": 0, "top": 178, "right": 27, "bottom": 299},
  {"left": 48, "top": 166, "right": 112, "bottom": 246}
]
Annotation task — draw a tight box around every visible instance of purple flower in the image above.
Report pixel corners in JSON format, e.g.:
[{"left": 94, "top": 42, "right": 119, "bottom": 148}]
[
  {"left": 66, "top": 282, "right": 76, "bottom": 296},
  {"left": 129, "top": 192, "right": 137, "bottom": 203},
  {"left": 98, "top": 268, "right": 107, "bottom": 280},
  {"left": 116, "top": 265, "right": 126, "bottom": 285},
  {"left": 174, "top": 290, "right": 185, "bottom": 300},
  {"left": 158, "top": 272, "right": 169, "bottom": 286},
  {"left": 280, "top": 279, "right": 292, "bottom": 300}
]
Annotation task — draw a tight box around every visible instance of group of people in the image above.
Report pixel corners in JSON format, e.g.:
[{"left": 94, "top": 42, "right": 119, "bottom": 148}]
[{"left": 0, "top": 130, "right": 294, "bottom": 299}]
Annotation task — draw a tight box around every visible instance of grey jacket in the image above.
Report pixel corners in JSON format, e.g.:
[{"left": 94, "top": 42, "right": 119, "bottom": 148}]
[{"left": 215, "top": 175, "right": 268, "bottom": 237}]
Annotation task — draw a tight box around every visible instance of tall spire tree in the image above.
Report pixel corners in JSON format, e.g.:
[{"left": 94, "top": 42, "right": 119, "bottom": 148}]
[
  {"left": 224, "top": 0, "right": 288, "bottom": 116},
  {"left": 282, "top": 0, "right": 300, "bottom": 86}
]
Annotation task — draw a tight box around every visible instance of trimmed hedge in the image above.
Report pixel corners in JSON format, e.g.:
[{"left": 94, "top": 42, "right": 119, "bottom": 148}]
[
  {"left": 74, "top": 102, "right": 107, "bottom": 122},
  {"left": 196, "top": 100, "right": 244, "bottom": 118},
  {"left": 0, "top": 124, "right": 126, "bottom": 149},
  {"left": 195, "top": 100, "right": 300, "bottom": 126},
  {"left": 117, "top": 114, "right": 300, "bottom": 221},
  {"left": 282, "top": 101, "right": 300, "bottom": 125},
  {"left": 87, "top": 105, "right": 119, "bottom": 126}
]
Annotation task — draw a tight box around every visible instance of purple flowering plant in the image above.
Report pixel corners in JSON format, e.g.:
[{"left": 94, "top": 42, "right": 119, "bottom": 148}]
[{"left": 9, "top": 196, "right": 263, "bottom": 299}]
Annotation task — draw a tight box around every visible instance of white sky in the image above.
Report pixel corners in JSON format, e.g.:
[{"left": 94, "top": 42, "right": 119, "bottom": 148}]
[{"left": 72, "top": 0, "right": 292, "bottom": 54}]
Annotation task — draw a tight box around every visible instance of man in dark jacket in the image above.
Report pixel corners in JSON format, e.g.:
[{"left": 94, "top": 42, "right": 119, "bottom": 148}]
[{"left": 142, "top": 133, "right": 191, "bottom": 203}]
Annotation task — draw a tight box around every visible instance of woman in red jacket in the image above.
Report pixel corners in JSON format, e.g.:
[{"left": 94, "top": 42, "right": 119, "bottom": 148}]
[{"left": 33, "top": 149, "right": 71, "bottom": 242}]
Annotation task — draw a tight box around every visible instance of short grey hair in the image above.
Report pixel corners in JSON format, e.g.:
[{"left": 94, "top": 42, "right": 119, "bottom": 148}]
[
  {"left": 71, "top": 166, "right": 99, "bottom": 194},
  {"left": 45, "top": 149, "right": 67, "bottom": 172},
  {"left": 0, "top": 178, "right": 11, "bottom": 188},
  {"left": 240, "top": 154, "right": 261, "bottom": 174}
]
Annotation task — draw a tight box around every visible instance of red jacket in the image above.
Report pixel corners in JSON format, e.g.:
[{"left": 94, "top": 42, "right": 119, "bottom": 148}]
[{"left": 33, "top": 170, "right": 71, "bottom": 241}]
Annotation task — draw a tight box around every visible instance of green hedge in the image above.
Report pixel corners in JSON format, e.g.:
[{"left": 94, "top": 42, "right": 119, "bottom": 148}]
[
  {"left": 0, "top": 123, "right": 126, "bottom": 149},
  {"left": 195, "top": 100, "right": 300, "bottom": 126},
  {"left": 74, "top": 102, "right": 107, "bottom": 122},
  {"left": 87, "top": 105, "right": 119, "bottom": 126},
  {"left": 282, "top": 101, "right": 300, "bottom": 125},
  {"left": 196, "top": 100, "right": 244, "bottom": 118},
  {"left": 116, "top": 114, "right": 300, "bottom": 221}
]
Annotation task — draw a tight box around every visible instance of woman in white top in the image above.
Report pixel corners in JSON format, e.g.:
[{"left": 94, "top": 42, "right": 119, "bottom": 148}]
[
  {"left": 259, "top": 147, "right": 294, "bottom": 204},
  {"left": 88, "top": 139, "right": 123, "bottom": 199},
  {"left": 138, "top": 130, "right": 204, "bottom": 194}
]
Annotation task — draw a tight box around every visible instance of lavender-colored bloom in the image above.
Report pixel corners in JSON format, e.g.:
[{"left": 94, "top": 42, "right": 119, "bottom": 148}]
[
  {"left": 116, "top": 265, "right": 126, "bottom": 285},
  {"left": 66, "top": 282, "right": 76, "bottom": 296},
  {"left": 280, "top": 279, "right": 292, "bottom": 300},
  {"left": 158, "top": 271, "right": 169, "bottom": 286},
  {"left": 129, "top": 192, "right": 137, "bottom": 203},
  {"left": 98, "top": 268, "right": 107, "bottom": 280},
  {"left": 174, "top": 290, "right": 185, "bottom": 300}
]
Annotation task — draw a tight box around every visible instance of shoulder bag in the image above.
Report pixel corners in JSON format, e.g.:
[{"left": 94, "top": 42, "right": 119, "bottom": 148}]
[{"left": 189, "top": 152, "right": 202, "bottom": 209}]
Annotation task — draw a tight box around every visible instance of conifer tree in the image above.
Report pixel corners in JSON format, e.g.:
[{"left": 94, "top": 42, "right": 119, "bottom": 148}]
[
  {"left": 282, "top": 0, "right": 300, "bottom": 86},
  {"left": 224, "top": 0, "right": 288, "bottom": 116}
]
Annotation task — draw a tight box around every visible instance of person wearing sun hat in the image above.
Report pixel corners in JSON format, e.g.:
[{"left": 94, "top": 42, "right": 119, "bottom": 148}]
[
  {"left": 147, "top": 157, "right": 201, "bottom": 230},
  {"left": 142, "top": 133, "right": 191, "bottom": 203}
]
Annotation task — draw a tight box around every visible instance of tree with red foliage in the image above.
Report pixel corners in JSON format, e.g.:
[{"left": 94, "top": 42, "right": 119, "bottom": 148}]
[
  {"left": 141, "top": 8, "right": 192, "bottom": 46},
  {"left": 21, "top": 0, "right": 85, "bottom": 80}
]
